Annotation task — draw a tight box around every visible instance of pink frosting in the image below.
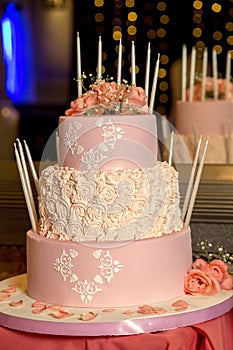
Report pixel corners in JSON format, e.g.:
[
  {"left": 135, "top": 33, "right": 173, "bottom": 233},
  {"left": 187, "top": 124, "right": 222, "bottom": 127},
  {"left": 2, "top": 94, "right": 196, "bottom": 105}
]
[{"left": 65, "top": 81, "right": 147, "bottom": 116}]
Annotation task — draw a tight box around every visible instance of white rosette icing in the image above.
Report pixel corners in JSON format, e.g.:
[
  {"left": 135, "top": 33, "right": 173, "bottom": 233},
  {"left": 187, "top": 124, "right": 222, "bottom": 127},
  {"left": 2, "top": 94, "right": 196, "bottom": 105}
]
[{"left": 38, "top": 162, "right": 183, "bottom": 242}]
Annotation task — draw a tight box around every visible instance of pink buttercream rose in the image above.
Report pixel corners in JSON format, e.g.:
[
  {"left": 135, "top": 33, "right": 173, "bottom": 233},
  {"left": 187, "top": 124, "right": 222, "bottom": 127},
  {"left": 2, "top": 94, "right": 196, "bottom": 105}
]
[{"left": 184, "top": 269, "right": 220, "bottom": 296}]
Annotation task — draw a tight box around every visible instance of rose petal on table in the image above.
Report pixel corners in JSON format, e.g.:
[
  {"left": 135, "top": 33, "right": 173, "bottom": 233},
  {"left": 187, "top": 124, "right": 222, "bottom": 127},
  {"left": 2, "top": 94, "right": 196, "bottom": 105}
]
[
  {"left": 0, "top": 294, "right": 11, "bottom": 302},
  {"left": 171, "top": 300, "right": 189, "bottom": 308},
  {"left": 9, "top": 299, "right": 23, "bottom": 307},
  {"left": 1, "top": 287, "right": 16, "bottom": 294},
  {"left": 102, "top": 308, "right": 116, "bottom": 313},
  {"left": 32, "top": 301, "right": 47, "bottom": 309},
  {"left": 32, "top": 306, "right": 47, "bottom": 314},
  {"left": 79, "top": 312, "right": 98, "bottom": 321},
  {"left": 50, "top": 309, "right": 75, "bottom": 319}
]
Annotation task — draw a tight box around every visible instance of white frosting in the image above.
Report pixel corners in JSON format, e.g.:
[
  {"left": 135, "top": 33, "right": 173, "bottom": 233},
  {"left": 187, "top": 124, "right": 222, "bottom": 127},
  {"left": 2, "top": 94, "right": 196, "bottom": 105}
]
[{"left": 38, "top": 162, "right": 183, "bottom": 242}]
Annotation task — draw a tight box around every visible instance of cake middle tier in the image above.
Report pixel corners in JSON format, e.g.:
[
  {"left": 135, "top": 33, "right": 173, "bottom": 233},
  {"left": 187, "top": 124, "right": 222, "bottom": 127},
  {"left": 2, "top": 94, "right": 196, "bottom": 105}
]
[{"left": 38, "top": 162, "right": 183, "bottom": 242}]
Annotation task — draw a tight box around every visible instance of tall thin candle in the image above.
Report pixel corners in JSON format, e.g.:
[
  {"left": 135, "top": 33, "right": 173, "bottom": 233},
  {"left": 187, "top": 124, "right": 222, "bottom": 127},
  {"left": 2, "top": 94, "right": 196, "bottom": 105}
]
[
  {"left": 14, "top": 143, "right": 37, "bottom": 232},
  {"left": 56, "top": 131, "right": 60, "bottom": 164},
  {"left": 226, "top": 52, "right": 231, "bottom": 100},
  {"left": 97, "top": 36, "right": 102, "bottom": 80},
  {"left": 23, "top": 140, "right": 39, "bottom": 195},
  {"left": 168, "top": 131, "right": 174, "bottom": 166},
  {"left": 184, "top": 138, "right": 209, "bottom": 228},
  {"left": 212, "top": 49, "right": 218, "bottom": 100},
  {"left": 77, "top": 32, "right": 82, "bottom": 97},
  {"left": 181, "top": 135, "right": 203, "bottom": 221},
  {"left": 149, "top": 53, "right": 160, "bottom": 114},
  {"left": 201, "top": 48, "right": 208, "bottom": 102},
  {"left": 117, "top": 38, "right": 122, "bottom": 85},
  {"left": 182, "top": 44, "right": 187, "bottom": 102},
  {"left": 228, "top": 116, "right": 232, "bottom": 164},
  {"left": 145, "top": 42, "right": 151, "bottom": 98},
  {"left": 189, "top": 46, "right": 196, "bottom": 102},
  {"left": 131, "top": 41, "right": 136, "bottom": 85}
]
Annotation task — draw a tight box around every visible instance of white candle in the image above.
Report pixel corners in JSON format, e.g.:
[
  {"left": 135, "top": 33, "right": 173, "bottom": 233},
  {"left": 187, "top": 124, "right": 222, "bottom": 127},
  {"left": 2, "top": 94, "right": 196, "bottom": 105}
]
[
  {"left": 181, "top": 135, "right": 203, "bottom": 221},
  {"left": 117, "top": 38, "right": 122, "bottom": 85},
  {"left": 184, "top": 138, "right": 209, "bottom": 228},
  {"left": 97, "top": 36, "right": 102, "bottom": 80},
  {"left": 226, "top": 51, "right": 231, "bottom": 100},
  {"left": 145, "top": 42, "right": 151, "bottom": 98},
  {"left": 189, "top": 46, "right": 196, "bottom": 102},
  {"left": 14, "top": 143, "right": 37, "bottom": 232},
  {"left": 23, "top": 140, "right": 39, "bottom": 195},
  {"left": 168, "top": 131, "right": 174, "bottom": 166},
  {"left": 77, "top": 32, "right": 82, "bottom": 97},
  {"left": 228, "top": 116, "right": 232, "bottom": 163},
  {"left": 182, "top": 44, "right": 187, "bottom": 102},
  {"left": 212, "top": 48, "right": 218, "bottom": 100},
  {"left": 131, "top": 41, "right": 136, "bottom": 85},
  {"left": 16, "top": 138, "right": 35, "bottom": 207},
  {"left": 201, "top": 47, "right": 208, "bottom": 102},
  {"left": 56, "top": 131, "right": 60, "bottom": 164},
  {"left": 149, "top": 53, "right": 160, "bottom": 114}
]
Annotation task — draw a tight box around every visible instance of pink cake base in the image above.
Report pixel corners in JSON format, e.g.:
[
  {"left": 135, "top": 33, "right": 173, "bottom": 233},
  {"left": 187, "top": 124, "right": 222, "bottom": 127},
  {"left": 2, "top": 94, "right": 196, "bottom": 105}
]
[
  {"left": 175, "top": 100, "right": 233, "bottom": 136},
  {"left": 0, "top": 274, "right": 232, "bottom": 336},
  {"left": 27, "top": 228, "right": 192, "bottom": 308}
]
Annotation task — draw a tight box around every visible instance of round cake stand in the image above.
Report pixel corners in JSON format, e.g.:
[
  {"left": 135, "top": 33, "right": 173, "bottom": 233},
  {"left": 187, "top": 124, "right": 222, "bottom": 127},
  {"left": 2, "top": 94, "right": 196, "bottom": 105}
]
[{"left": 0, "top": 274, "right": 232, "bottom": 336}]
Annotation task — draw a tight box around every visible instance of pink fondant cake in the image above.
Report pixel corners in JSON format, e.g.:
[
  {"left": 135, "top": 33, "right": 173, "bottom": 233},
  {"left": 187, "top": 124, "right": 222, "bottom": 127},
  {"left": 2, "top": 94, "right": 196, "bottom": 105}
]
[
  {"left": 26, "top": 80, "right": 193, "bottom": 308},
  {"left": 174, "top": 78, "right": 233, "bottom": 163}
]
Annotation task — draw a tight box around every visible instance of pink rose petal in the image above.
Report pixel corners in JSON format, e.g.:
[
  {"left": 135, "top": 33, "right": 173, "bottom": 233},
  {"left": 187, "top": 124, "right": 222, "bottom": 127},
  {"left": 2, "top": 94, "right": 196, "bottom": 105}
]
[
  {"left": 0, "top": 294, "right": 11, "bottom": 302},
  {"left": 137, "top": 305, "right": 156, "bottom": 314},
  {"left": 8, "top": 282, "right": 21, "bottom": 288},
  {"left": 79, "top": 312, "right": 98, "bottom": 321},
  {"left": 122, "top": 310, "right": 135, "bottom": 315},
  {"left": 50, "top": 309, "right": 75, "bottom": 319},
  {"left": 1, "top": 287, "right": 16, "bottom": 294},
  {"left": 153, "top": 307, "right": 167, "bottom": 314},
  {"left": 102, "top": 308, "right": 116, "bottom": 313},
  {"left": 9, "top": 299, "right": 23, "bottom": 307},
  {"left": 46, "top": 304, "right": 63, "bottom": 310},
  {"left": 32, "top": 306, "right": 47, "bottom": 314},
  {"left": 172, "top": 300, "right": 189, "bottom": 308},
  {"left": 32, "top": 301, "right": 47, "bottom": 309}
]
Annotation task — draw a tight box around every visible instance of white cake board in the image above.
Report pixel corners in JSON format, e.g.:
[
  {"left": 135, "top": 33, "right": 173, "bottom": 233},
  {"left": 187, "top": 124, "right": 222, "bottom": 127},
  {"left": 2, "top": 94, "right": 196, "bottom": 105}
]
[{"left": 0, "top": 274, "right": 232, "bottom": 336}]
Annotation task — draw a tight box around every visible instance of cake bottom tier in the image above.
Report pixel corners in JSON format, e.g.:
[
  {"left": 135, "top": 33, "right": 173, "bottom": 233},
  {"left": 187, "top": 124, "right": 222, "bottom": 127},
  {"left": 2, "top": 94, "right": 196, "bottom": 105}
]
[{"left": 26, "top": 228, "right": 192, "bottom": 308}]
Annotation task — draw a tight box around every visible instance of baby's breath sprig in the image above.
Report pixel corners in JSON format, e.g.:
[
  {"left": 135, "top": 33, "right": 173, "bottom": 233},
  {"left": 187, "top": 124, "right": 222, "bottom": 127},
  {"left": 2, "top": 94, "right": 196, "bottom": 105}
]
[{"left": 193, "top": 239, "right": 233, "bottom": 266}]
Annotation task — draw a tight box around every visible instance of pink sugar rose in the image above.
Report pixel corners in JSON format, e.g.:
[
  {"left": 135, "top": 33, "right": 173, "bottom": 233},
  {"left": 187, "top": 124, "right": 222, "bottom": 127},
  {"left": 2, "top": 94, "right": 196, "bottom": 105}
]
[
  {"left": 205, "top": 259, "right": 229, "bottom": 283},
  {"left": 126, "top": 86, "right": 147, "bottom": 106},
  {"left": 192, "top": 258, "right": 208, "bottom": 270},
  {"left": 220, "top": 274, "right": 233, "bottom": 290},
  {"left": 185, "top": 77, "right": 233, "bottom": 101},
  {"left": 65, "top": 90, "right": 97, "bottom": 116},
  {"left": 184, "top": 269, "right": 220, "bottom": 296},
  {"left": 91, "top": 81, "right": 127, "bottom": 104}
]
